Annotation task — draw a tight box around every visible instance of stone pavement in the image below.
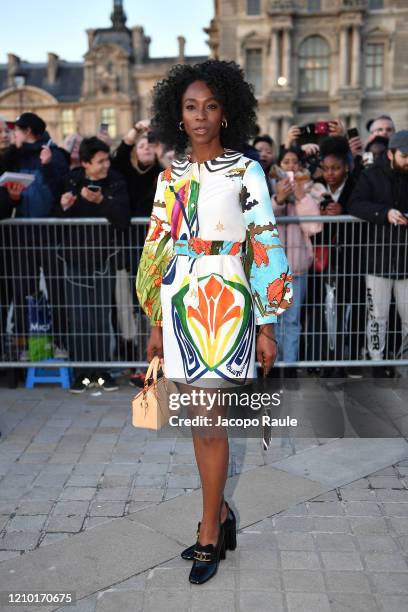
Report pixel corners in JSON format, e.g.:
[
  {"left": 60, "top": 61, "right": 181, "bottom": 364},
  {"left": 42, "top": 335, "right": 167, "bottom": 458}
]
[{"left": 0, "top": 380, "right": 407, "bottom": 611}]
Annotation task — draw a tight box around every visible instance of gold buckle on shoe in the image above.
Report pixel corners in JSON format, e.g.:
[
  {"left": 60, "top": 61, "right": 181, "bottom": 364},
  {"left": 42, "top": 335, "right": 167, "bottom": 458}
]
[{"left": 193, "top": 550, "right": 212, "bottom": 562}]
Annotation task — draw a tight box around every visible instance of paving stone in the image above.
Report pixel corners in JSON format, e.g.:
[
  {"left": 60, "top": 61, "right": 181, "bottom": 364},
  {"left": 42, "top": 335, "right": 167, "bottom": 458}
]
[
  {"left": 372, "top": 572, "right": 408, "bottom": 594},
  {"left": 273, "top": 516, "right": 315, "bottom": 532},
  {"left": 286, "top": 592, "right": 331, "bottom": 612},
  {"left": 282, "top": 570, "right": 325, "bottom": 592},
  {"left": 66, "top": 476, "right": 102, "bottom": 487},
  {"left": 58, "top": 595, "right": 97, "bottom": 612},
  {"left": 0, "top": 501, "right": 19, "bottom": 515},
  {"left": 237, "top": 549, "right": 279, "bottom": 569},
  {"left": 7, "top": 515, "right": 47, "bottom": 531},
  {"left": 51, "top": 501, "right": 90, "bottom": 516},
  {"left": 89, "top": 501, "right": 126, "bottom": 517},
  {"left": 129, "top": 487, "right": 163, "bottom": 502},
  {"left": 321, "top": 551, "right": 364, "bottom": 571},
  {"left": 329, "top": 593, "right": 380, "bottom": 611},
  {"left": 93, "top": 487, "right": 129, "bottom": 502},
  {"left": 363, "top": 553, "right": 408, "bottom": 572},
  {"left": 59, "top": 487, "right": 96, "bottom": 501},
  {"left": 46, "top": 515, "right": 85, "bottom": 533},
  {"left": 0, "top": 530, "right": 40, "bottom": 551},
  {"left": 39, "top": 532, "right": 71, "bottom": 546},
  {"left": 369, "top": 476, "right": 405, "bottom": 489},
  {"left": 238, "top": 569, "right": 282, "bottom": 591},
  {"left": 281, "top": 503, "right": 308, "bottom": 516},
  {"left": 144, "top": 589, "right": 191, "bottom": 612},
  {"left": 275, "top": 532, "right": 315, "bottom": 551},
  {"left": 313, "top": 517, "right": 351, "bottom": 533},
  {"left": 339, "top": 489, "right": 376, "bottom": 501},
  {"left": 307, "top": 501, "right": 345, "bottom": 516},
  {"left": 23, "top": 486, "right": 62, "bottom": 500},
  {"left": 281, "top": 550, "right": 321, "bottom": 570},
  {"left": 382, "top": 503, "right": 408, "bottom": 517},
  {"left": 377, "top": 595, "right": 408, "bottom": 612},
  {"left": 15, "top": 501, "right": 55, "bottom": 515},
  {"left": 236, "top": 532, "right": 277, "bottom": 551},
  {"left": 349, "top": 517, "right": 389, "bottom": 535},
  {"left": 343, "top": 501, "right": 382, "bottom": 516},
  {"left": 314, "top": 533, "right": 356, "bottom": 552},
  {"left": 376, "top": 490, "right": 408, "bottom": 501},
  {"left": 325, "top": 571, "right": 372, "bottom": 593},
  {"left": 94, "top": 590, "right": 143, "bottom": 612},
  {"left": 389, "top": 518, "right": 408, "bottom": 534},
  {"left": 239, "top": 591, "right": 284, "bottom": 612},
  {"left": 356, "top": 535, "right": 399, "bottom": 553},
  {"left": 0, "top": 550, "right": 22, "bottom": 561}
]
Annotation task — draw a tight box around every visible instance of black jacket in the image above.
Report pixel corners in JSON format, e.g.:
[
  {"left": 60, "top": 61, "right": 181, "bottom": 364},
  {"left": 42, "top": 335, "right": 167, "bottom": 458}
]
[
  {"left": 349, "top": 162, "right": 408, "bottom": 278},
  {"left": 56, "top": 167, "right": 131, "bottom": 272},
  {"left": 111, "top": 142, "right": 162, "bottom": 217}
]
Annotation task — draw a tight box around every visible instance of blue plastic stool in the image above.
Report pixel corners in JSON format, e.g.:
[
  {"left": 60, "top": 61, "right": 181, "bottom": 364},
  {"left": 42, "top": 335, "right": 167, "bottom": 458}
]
[{"left": 25, "top": 359, "right": 71, "bottom": 389}]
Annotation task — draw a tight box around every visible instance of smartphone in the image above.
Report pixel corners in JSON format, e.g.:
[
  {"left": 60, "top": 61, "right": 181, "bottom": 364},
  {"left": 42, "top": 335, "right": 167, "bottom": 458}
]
[
  {"left": 347, "top": 127, "right": 360, "bottom": 139},
  {"left": 315, "top": 121, "right": 330, "bottom": 136},
  {"left": 87, "top": 185, "right": 101, "bottom": 193},
  {"left": 286, "top": 171, "right": 295, "bottom": 184},
  {"left": 6, "top": 121, "right": 15, "bottom": 130},
  {"left": 99, "top": 123, "right": 109, "bottom": 133},
  {"left": 320, "top": 194, "right": 332, "bottom": 210},
  {"left": 362, "top": 152, "right": 374, "bottom": 166}
]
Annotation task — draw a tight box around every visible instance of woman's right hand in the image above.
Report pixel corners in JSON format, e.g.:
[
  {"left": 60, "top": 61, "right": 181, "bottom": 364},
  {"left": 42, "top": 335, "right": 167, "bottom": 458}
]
[
  {"left": 147, "top": 326, "right": 164, "bottom": 362},
  {"left": 275, "top": 177, "right": 293, "bottom": 204},
  {"left": 285, "top": 125, "right": 301, "bottom": 148}
]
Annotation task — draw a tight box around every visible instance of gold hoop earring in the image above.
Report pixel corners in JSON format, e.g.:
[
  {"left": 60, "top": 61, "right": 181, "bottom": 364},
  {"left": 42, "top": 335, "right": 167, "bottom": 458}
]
[
  {"left": 179, "top": 121, "right": 185, "bottom": 132},
  {"left": 221, "top": 119, "right": 228, "bottom": 129}
]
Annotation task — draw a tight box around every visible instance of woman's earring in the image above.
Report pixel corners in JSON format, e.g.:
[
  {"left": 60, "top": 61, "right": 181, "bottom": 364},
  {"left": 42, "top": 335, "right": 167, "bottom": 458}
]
[
  {"left": 221, "top": 119, "right": 228, "bottom": 129},
  {"left": 179, "top": 121, "right": 185, "bottom": 132}
]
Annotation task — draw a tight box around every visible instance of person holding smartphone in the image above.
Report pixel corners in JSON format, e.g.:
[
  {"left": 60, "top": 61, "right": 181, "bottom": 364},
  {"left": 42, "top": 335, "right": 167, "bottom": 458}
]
[
  {"left": 58, "top": 137, "right": 130, "bottom": 393},
  {"left": 349, "top": 131, "right": 408, "bottom": 378}
]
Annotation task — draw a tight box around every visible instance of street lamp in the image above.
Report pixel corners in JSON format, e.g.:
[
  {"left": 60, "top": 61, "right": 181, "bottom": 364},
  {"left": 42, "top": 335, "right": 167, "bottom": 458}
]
[{"left": 277, "top": 76, "right": 287, "bottom": 87}]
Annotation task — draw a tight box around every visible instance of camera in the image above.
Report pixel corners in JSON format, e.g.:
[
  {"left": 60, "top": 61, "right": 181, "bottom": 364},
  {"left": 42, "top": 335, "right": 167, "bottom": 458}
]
[{"left": 297, "top": 122, "right": 330, "bottom": 145}]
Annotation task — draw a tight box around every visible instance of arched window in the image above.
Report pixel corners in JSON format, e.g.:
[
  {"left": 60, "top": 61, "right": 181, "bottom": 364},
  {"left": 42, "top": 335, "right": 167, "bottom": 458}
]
[{"left": 298, "top": 36, "right": 330, "bottom": 94}]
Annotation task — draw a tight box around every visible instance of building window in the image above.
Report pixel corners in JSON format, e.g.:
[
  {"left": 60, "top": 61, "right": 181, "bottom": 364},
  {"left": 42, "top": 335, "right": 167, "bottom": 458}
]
[
  {"left": 101, "top": 108, "right": 117, "bottom": 138},
  {"left": 298, "top": 36, "right": 330, "bottom": 93},
  {"left": 369, "top": 0, "right": 383, "bottom": 9},
  {"left": 366, "top": 43, "right": 384, "bottom": 90},
  {"left": 247, "top": 0, "right": 261, "bottom": 15},
  {"left": 61, "top": 109, "right": 75, "bottom": 138},
  {"left": 245, "top": 48, "right": 262, "bottom": 95},
  {"left": 307, "top": 0, "right": 321, "bottom": 11}
]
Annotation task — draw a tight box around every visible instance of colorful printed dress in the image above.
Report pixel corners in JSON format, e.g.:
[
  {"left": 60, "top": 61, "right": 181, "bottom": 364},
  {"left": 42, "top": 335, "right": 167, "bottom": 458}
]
[{"left": 136, "top": 150, "right": 293, "bottom": 385}]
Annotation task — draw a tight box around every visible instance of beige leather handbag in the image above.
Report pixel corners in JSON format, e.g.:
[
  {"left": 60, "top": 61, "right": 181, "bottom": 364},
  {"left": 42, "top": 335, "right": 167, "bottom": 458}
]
[{"left": 132, "top": 356, "right": 176, "bottom": 430}]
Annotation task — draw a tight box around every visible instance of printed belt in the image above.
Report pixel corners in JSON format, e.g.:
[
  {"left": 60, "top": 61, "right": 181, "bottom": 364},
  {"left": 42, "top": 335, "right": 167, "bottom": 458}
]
[{"left": 174, "top": 238, "right": 243, "bottom": 259}]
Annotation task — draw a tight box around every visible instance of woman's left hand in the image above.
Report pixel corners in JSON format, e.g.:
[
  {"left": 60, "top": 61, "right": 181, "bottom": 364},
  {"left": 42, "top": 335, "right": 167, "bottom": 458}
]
[{"left": 256, "top": 324, "right": 278, "bottom": 376}]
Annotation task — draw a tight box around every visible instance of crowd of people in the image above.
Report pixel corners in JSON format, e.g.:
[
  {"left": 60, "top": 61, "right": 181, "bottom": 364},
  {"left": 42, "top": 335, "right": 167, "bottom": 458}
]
[{"left": 0, "top": 108, "right": 407, "bottom": 391}]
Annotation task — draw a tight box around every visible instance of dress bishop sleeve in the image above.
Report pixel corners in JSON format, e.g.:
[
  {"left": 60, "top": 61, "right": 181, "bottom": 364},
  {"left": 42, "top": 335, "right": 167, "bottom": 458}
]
[
  {"left": 136, "top": 171, "right": 173, "bottom": 326},
  {"left": 241, "top": 160, "right": 293, "bottom": 325}
]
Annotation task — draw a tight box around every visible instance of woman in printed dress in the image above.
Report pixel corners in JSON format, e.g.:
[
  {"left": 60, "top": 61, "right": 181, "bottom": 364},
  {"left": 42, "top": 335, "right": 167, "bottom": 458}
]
[{"left": 136, "top": 61, "right": 293, "bottom": 584}]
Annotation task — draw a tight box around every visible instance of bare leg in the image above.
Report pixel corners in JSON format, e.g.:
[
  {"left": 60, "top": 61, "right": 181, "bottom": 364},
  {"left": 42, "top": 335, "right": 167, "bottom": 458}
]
[{"left": 191, "top": 428, "right": 229, "bottom": 545}]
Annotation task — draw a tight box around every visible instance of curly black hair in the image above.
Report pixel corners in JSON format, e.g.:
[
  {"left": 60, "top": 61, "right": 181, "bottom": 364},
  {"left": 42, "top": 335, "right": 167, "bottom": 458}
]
[
  {"left": 319, "top": 136, "right": 350, "bottom": 163},
  {"left": 150, "top": 60, "right": 258, "bottom": 154}
]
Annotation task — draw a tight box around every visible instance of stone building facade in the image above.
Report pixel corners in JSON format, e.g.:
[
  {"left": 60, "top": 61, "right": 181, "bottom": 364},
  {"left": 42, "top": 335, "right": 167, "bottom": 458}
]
[
  {"left": 208, "top": 0, "right": 408, "bottom": 142},
  {"left": 1, "top": 0, "right": 406, "bottom": 146},
  {"left": 0, "top": 0, "right": 205, "bottom": 144}
]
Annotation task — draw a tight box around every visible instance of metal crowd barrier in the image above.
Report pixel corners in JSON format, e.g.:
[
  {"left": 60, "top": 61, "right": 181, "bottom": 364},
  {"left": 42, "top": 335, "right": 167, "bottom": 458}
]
[{"left": 0, "top": 216, "right": 407, "bottom": 369}]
